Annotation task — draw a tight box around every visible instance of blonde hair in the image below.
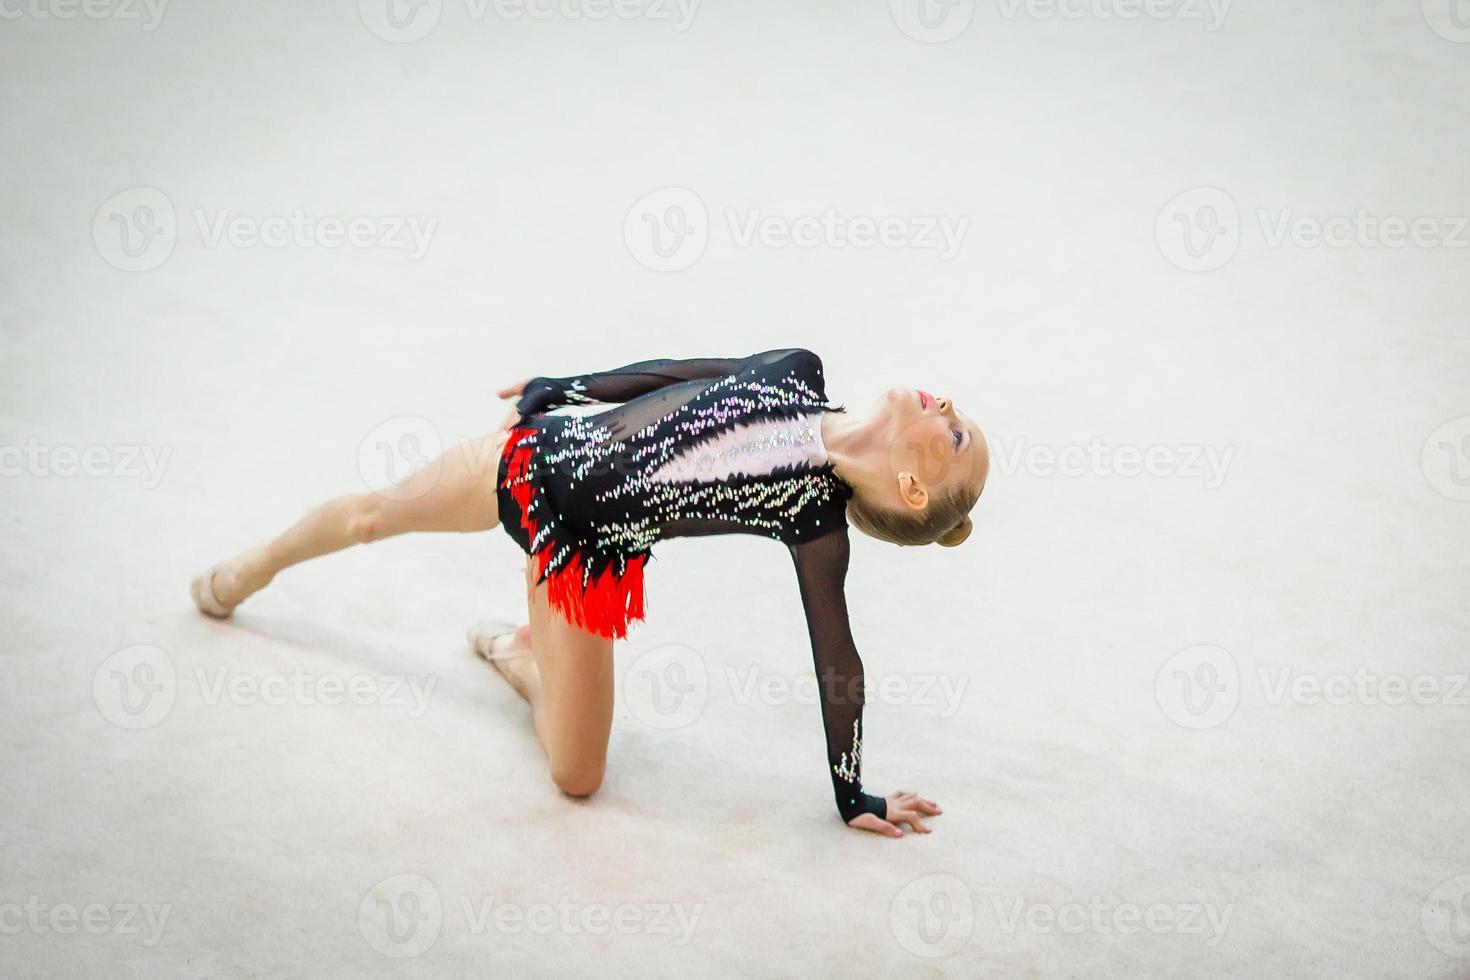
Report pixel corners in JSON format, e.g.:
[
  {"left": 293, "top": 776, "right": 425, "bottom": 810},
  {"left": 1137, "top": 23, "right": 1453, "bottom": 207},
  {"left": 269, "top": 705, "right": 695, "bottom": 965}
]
[{"left": 846, "top": 485, "right": 977, "bottom": 548}]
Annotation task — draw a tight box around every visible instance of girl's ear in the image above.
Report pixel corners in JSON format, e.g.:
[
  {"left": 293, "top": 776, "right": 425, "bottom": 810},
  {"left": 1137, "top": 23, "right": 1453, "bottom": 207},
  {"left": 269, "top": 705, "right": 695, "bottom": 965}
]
[{"left": 937, "top": 515, "right": 973, "bottom": 548}]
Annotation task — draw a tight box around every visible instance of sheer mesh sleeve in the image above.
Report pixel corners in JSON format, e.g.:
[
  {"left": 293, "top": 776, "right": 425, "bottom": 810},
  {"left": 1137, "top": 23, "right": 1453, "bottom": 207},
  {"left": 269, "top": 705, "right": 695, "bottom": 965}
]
[
  {"left": 789, "top": 526, "right": 888, "bottom": 824},
  {"left": 513, "top": 356, "right": 750, "bottom": 417}
]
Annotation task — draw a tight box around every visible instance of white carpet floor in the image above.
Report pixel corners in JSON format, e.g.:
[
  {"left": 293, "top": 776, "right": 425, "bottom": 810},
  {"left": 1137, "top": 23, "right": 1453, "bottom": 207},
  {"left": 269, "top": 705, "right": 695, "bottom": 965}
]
[{"left": 3, "top": 2, "right": 1468, "bottom": 977}]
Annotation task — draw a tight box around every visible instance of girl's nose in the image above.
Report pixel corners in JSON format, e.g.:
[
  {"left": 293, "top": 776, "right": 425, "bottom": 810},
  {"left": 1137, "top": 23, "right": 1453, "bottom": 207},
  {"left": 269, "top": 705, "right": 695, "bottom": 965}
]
[{"left": 937, "top": 397, "right": 954, "bottom": 416}]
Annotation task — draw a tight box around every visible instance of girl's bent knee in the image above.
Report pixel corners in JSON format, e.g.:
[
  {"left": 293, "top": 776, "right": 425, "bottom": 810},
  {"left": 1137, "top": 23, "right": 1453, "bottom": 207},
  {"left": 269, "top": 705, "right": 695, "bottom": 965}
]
[{"left": 551, "top": 764, "right": 604, "bottom": 798}]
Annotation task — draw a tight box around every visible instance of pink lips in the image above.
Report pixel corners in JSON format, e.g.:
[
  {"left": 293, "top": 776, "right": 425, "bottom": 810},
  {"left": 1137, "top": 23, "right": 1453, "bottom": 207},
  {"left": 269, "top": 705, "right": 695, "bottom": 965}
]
[{"left": 918, "top": 389, "right": 934, "bottom": 410}]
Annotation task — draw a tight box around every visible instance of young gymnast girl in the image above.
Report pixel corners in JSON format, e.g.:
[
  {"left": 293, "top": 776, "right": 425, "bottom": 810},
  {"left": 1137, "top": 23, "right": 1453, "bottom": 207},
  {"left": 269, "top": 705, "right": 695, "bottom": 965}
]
[{"left": 191, "top": 349, "right": 988, "bottom": 838}]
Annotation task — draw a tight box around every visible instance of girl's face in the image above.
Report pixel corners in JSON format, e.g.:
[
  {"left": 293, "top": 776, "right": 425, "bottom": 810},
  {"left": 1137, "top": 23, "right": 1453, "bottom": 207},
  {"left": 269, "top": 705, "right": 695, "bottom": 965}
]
[{"left": 872, "top": 387, "right": 988, "bottom": 512}]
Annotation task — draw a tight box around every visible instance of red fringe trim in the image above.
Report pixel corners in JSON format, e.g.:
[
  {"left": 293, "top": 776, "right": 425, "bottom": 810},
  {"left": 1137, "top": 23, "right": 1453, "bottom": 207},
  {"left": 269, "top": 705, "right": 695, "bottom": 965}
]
[{"left": 502, "top": 425, "right": 646, "bottom": 640}]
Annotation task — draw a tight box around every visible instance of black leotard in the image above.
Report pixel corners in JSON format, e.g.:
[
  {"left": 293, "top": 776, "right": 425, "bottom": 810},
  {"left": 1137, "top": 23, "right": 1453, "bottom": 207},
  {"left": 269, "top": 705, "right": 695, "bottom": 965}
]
[{"left": 496, "top": 349, "right": 886, "bottom": 823}]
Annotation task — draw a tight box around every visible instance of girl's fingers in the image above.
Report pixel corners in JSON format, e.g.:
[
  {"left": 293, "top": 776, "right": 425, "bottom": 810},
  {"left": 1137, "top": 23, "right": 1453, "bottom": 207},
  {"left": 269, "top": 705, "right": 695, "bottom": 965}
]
[
  {"left": 850, "top": 813, "right": 903, "bottom": 838},
  {"left": 915, "top": 798, "right": 942, "bottom": 816},
  {"left": 892, "top": 808, "right": 931, "bottom": 833},
  {"left": 872, "top": 818, "right": 903, "bottom": 839}
]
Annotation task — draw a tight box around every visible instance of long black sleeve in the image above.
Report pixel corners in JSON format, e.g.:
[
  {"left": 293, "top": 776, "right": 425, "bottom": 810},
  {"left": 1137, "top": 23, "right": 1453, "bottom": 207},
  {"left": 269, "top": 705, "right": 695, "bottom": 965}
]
[
  {"left": 789, "top": 526, "right": 888, "bottom": 824},
  {"left": 514, "top": 356, "right": 750, "bottom": 417}
]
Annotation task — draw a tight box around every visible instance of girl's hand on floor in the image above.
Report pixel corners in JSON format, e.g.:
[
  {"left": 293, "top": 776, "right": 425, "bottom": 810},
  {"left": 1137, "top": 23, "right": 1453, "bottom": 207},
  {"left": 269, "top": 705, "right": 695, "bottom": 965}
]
[{"left": 848, "top": 791, "right": 943, "bottom": 838}]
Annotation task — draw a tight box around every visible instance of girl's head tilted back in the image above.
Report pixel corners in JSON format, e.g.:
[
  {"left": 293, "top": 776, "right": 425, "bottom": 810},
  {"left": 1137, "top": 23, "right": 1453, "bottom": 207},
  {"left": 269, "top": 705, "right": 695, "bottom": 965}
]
[{"left": 826, "top": 386, "right": 988, "bottom": 548}]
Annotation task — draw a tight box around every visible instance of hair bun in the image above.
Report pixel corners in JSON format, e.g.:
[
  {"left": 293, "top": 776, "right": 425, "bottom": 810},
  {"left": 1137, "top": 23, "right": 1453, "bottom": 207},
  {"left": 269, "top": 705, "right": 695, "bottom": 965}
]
[{"left": 937, "top": 515, "right": 973, "bottom": 548}]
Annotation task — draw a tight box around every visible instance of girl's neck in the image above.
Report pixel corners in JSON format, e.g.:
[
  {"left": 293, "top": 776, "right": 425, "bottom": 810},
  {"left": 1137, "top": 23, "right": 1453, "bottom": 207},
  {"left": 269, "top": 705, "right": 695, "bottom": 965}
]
[{"left": 819, "top": 410, "right": 883, "bottom": 490}]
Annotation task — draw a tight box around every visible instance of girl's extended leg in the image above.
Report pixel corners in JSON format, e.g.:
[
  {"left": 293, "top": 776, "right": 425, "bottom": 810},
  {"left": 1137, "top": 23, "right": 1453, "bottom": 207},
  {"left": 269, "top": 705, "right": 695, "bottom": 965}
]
[
  {"left": 192, "top": 433, "right": 508, "bottom": 615},
  {"left": 474, "top": 562, "right": 614, "bottom": 797}
]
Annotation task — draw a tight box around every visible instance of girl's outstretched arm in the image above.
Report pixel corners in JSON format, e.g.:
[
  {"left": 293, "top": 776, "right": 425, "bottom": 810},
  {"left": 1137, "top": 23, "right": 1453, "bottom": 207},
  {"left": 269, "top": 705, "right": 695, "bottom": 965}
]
[
  {"left": 789, "top": 526, "right": 944, "bottom": 837},
  {"left": 504, "top": 355, "right": 752, "bottom": 418}
]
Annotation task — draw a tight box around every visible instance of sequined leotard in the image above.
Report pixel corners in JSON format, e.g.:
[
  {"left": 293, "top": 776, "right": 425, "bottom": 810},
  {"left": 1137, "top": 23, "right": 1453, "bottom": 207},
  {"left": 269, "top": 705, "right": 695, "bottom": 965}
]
[{"left": 495, "top": 348, "right": 886, "bottom": 823}]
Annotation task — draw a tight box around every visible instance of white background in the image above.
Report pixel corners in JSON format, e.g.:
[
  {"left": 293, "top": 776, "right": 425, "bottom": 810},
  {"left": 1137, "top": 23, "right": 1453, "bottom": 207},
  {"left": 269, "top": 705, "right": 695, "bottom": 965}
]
[{"left": 2, "top": 0, "right": 1468, "bottom": 977}]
